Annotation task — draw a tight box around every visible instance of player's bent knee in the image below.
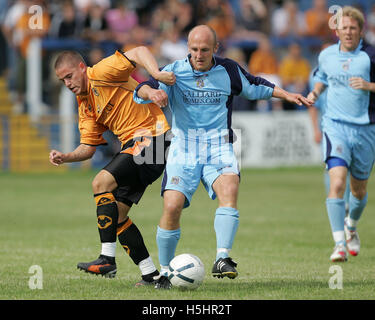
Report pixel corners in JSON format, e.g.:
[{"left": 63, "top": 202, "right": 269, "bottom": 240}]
[
  {"left": 329, "top": 182, "right": 346, "bottom": 198},
  {"left": 351, "top": 188, "right": 367, "bottom": 200},
  {"left": 163, "top": 190, "right": 185, "bottom": 215},
  {"left": 161, "top": 204, "right": 183, "bottom": 230},
  {"left": 222, "top": 183, "right": 239, "bottom": 198},
  {"left": 92, "top": 171, "right": 117, "bottom": 193},
  {"left": 216, "top": 184, "right": 238, "bottom": 208},
  {"left": 162, "top": 204, "right": 182, "bottom": 221}
]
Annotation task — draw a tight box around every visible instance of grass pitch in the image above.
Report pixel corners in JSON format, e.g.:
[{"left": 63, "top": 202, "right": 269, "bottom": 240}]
[{"left": 1, "top": 167, "right": 375, "bottom": 300}]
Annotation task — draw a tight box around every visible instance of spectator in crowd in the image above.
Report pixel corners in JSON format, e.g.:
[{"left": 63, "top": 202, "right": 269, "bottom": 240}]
[
  {"left": 163, "top": 0, "right": 195, "bottom": 37},
  {"left": 279, "top": 41, "right": 311, "bottom": 110},
  {"left": 13, "top": 0, "right": 50, "bottom": 113},
  {"left": 365, "top": 5, "right": 375, "bottom": 46},
  {"left": 159, "top": 26, "right": 188, "bottom": 64},
  {"left": 82, "top": 3, "right": 110, "bottom": 43},
  {"left": 74, "top": 0, "right": 110, "bottom": 16},
  {"left": 88, "top": 46, "right": 105, "bottom": 66},
  {"left": 0, "top": 0, "right": 10, "bottom": 76},
  {"left": 105, "top": 0, "right": 138, "bottom": 45},
  {"left": 1, "top": 0, "right": 27, "bottom": 112},
  {"left": 271, "top": 0, "right": 306, "bottom": 38},
  {"left": 232, "top": 0, "right": 268, "bottom": 41},
  {"left": 174, "top": 0, "right": 196, "bottom": 37},
  {"left": 49, "top": 0, "right": 83, "bottom": 39},
  {"left": 304, "top": 0, "right": 333, "bottom": 41},
  {"left": 248, "top": 36, "right": 282, "bottom": 111},
  {"left": 197, "top": 0, "right": 235, "bottom": 43},
  {"left": 149, "top": 0, "right": 195, "bottom": 38},
  {"left": 149, "top": 2, "right": 173, "bottom": 35}
]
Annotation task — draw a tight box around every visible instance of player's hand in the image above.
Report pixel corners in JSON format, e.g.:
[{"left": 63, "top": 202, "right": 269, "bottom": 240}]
[
  {"left": 314, "top": 130, "right": 323, "bottom": 144},
  {"left": 307, "top": 91, "right": 318, "bottom": 104},
  {"left": 149, "top": 88, "right": 169, "bottom": 108},
  {"left": 286, "top": 93, "right": 314, "bottom": 108},
  {"left": 49, "top": 150, "right": 65, "bottom": 166},
  {"left": 155, "top": 71, "right": 176, "bottom": 86},
  {"left": 349, "top": 77, "right": 369, "bottom": 91}
]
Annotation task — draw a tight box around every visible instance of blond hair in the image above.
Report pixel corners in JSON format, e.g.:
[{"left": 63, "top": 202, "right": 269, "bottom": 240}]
[{"left": 341, "top": 6, "right": 365, "bottom": 30}]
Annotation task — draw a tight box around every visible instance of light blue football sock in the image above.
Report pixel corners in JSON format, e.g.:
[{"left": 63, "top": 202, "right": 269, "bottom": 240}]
[
  {"left": 343, "top": 178, "right": 351, "bottom": 209},
  {"left": 214, "top": 207, "right": 239, "bottom": 261},
  {"left": 347, "top": 192, "right": 367, "bottom": 231},
  {"left": 323, "top": 170, "right": 330, "bottom": 195},
  {"left": 156, "top": 226, "right": 180, "bottom": 274},
  {"left": 326, "top": 198, "right": 346, "bottom": 245}
]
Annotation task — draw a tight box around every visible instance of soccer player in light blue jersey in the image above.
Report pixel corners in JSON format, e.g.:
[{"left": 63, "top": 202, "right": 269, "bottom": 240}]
[
  {"left": 308, "top": 63, "right": 350, "bottom": 214},
  {"left": 308, "top": 6, "right": 375, "bottom": 262},
  {"left": 135, "top": 25, "right": 312, "bottom": 288}
]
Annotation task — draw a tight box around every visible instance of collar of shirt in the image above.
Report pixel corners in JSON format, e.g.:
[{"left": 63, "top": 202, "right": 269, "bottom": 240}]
[{"left": 337, "top": 38, "right": 363, "bottom": 55}]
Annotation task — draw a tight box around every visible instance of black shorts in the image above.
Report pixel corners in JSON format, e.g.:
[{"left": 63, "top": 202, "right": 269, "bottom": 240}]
[{"left": 104, "top": 130, "right": 172, "bottom": 207}]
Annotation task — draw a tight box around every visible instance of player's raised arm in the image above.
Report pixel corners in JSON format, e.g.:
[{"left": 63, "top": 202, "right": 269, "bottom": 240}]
[
  {"left": 49, "top": 144, "right": 96, "bottom": 166},
  {"left": 272, "top": 86, "right": 314, "bottom": 107},
  {"left": 124, "top": 46, "right": 176, "bottom": 86}
]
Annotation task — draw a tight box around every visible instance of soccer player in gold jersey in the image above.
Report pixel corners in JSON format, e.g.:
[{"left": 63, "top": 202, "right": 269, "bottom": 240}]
[{"left": 49, "top": 46, "right": 175, "bottom": 286}]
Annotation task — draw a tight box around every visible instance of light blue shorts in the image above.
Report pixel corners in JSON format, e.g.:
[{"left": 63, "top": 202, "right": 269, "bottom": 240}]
[
  {"left": 322, "top": 118, "right": 375, "bottom": 180},
  {"left": 161, "top": 138, "right": 240, "bottom": 208}
]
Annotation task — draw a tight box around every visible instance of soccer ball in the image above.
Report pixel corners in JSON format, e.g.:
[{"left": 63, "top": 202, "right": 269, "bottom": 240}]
[{"left": 167, "top": 253, "right": 205, "bottom": 290}]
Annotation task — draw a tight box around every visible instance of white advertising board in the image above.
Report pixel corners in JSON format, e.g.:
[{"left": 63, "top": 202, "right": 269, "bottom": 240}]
[{"left": 232, "top": 112, "right": 323, "bottom": 168}]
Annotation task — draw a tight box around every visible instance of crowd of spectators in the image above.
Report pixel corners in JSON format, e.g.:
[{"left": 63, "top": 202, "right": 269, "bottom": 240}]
[{"left": 0, "top": 0, "right": 374, "bottom": 114}]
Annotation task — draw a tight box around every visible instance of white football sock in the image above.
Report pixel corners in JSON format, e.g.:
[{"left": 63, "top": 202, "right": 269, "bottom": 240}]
[
  {"left": 101, "top": 242, "right": 116, "bottom": 257},
  {"left": 138, "top": 256, "right": 157, "bottom": 275}
]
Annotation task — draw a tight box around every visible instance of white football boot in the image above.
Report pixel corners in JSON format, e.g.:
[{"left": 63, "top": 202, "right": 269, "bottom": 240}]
[
  {"left": 344, "top": 218, "right": 360, "bottom": 256},
  {"left": 330, "top": 243, "right": 348, "bottom": 262}
]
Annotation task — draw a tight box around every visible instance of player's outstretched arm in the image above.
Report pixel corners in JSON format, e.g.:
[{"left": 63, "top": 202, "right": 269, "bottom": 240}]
[
  {"left": 124, "top": 46, "right": 176, "bottom": 86},
  {"left": 273, "top": 86, "right": 314, "bottom": 108},
  {"left": 49, "top": 144, "right": 96, "bottom": 166}
]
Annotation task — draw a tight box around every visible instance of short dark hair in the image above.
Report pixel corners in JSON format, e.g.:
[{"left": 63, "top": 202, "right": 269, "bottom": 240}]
[{"left": 54, "top": 50, "right": 86, "bottom": 70}]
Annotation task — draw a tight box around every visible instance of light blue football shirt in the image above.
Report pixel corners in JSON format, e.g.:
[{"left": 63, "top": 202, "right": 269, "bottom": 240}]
[
  {"left": 313, "top": 39, "right": 375, "bottom": 125},
  {"left": 134, "top": 54, "right": 275, "bottom": 143}
]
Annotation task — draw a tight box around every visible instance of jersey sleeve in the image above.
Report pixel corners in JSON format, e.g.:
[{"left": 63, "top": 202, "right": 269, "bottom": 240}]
[
  {"left": 237, "top": 65, "right": 275, "bottom": 100},
  {"left": 77, "top": 98, "right": 108, "bottom": 146},
  {"left": 313, "top": 52, "right": 328, "bottom": 85},
  {"left": 133, "top": 64, "right": 173, "bottom": 104},
  {"left": 88, "top": 50, "right": 136, "bottom": 83},
  {"left": 79, "top": 118, "right": 108, "bottom": 146}
]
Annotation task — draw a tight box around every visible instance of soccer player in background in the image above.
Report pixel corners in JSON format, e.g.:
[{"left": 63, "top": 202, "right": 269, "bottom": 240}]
[
  {"left": 134, "top": 25, "right": 312, "bottom": 289},
  {"left": 308, "top": 62, "right": 350, "bottom": 214},
  {"left": 308, "top": 6, "right": 375, "bottom": 262},
  {"left": 49, "top": 46, "right": 175, "bottom": 286}
]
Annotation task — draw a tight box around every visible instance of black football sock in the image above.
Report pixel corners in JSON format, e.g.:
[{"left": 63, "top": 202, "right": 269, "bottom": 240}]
[
  {"left": 117, "top": 218, "right": 151, "bottom": 265},
  {"left": 94, "top": 192, "right": 119, "bottom": 245}
]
